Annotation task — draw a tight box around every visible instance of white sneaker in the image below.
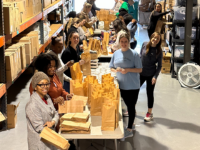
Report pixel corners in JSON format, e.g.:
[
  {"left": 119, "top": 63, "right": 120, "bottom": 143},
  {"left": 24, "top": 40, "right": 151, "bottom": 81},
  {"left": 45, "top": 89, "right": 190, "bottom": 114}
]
[
  {"left": 144, "top": 112, "right": 153, "bottom": 122},
  {"left": 123, "top": 111, "right": 129, "bottom": 117}
]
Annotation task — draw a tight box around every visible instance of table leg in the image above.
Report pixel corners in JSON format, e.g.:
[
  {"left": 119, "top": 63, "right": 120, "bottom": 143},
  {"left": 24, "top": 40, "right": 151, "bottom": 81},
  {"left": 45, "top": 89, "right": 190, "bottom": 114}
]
[
  {"left": 103, "top": 139, "right": 106, "bottom": 150},
  {"left": 77, "top": 139, "right": 80, "bottom": 150},
  {"left": 114, "top": 139, "right": 118, "bottom": 150}
]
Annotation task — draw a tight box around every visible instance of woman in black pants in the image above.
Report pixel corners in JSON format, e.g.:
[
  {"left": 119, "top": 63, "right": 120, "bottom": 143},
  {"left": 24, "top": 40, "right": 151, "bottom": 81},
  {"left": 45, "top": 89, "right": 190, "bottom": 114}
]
[
  {"left": 110, "top": 32, "right": 142, "bottom": 139},
  {"left": 148, "top": 3, "right": 171, "bottom": 38},
  {"left": 140, "top": 32, "right": 163, "bottom": 122}
]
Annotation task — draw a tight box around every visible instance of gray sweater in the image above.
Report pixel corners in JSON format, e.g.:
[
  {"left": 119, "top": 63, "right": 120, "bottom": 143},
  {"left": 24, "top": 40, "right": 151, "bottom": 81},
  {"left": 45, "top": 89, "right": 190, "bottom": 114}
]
[
  {"left": 140, "top": 42, "right": 163, "bottom": 79},
  {"left": 25, "top": 92, "right": 59, "bottom": 150}
]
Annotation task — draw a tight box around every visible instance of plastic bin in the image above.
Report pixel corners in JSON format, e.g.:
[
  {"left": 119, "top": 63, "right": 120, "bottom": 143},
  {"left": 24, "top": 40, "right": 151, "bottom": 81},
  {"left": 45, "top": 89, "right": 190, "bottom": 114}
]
[
  {"left": 175, "top": 0, "right": 197, "bottom": 7},
  {"left": 176, "top": 26, "right": 198, "bottom": 40},
  {"left": 173, "top": 7, "right": 198, "bottom": 21},
  {"left": 174, "top": 45, "right": 194, "bottom": 58}
]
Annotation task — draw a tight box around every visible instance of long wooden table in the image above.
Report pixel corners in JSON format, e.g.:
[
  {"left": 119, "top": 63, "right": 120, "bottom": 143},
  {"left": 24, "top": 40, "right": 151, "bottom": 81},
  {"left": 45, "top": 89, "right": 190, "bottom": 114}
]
[{"left": 60, "top": 64, "right": 124, "bottom": 150}]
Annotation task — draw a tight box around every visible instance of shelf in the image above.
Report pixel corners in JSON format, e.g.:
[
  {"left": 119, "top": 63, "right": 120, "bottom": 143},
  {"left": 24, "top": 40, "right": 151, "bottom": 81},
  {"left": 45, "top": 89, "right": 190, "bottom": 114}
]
[
  {"left": 5, "top": 12, "right": 43, "bottom": 42},
  {"left": 172, "top": 57, "right": 194, "bottom": 61},
  {"left": 172, "top": 37, "right": 194, "bottom": 43},
  {"left": 173, "top": 20, "right": 198, "bottom": 25},
  {"left": 39, "top": 24, "right": 63, "bottom": 53},
  {"left": 0, "top": 36, "right": 4, "bottom": 48},
  {"left": 0, "top": 84, "right": 6, "bottom": 98},
  {"left": 43, "top": 0, "right": 63, "bottom": 17}
]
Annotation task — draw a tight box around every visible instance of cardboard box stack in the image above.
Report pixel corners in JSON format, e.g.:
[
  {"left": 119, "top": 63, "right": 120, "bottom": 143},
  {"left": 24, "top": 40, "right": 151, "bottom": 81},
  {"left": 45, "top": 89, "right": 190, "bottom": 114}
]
[
  {"left": 7, "top": 103, "right": 20, "bottom": 129},
  {"left": 161, "top": 52, "right": 171, "bottom": 73},
  {"left": 3, "top": 0, "right": 42, "bottom": 34}
]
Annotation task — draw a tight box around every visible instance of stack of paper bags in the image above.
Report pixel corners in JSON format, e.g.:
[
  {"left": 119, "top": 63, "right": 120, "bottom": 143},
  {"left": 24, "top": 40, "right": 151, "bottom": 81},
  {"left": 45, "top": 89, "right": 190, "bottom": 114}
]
[
  {"left": 70, "top": 62, "right": 83, "bottom": 82},
  {"left": 81, "top": 52, "right": 91, "bottom": 76},
  {"left": 40, "top": 127, "right": 70, "bottom": 150},
  {"left": 60, "top": 121, "right": 91, "bottom": 134},
  {"left": 60, "top": 113, "right": 89, "bottom": 123},
  {"left": 70, "top": 80, "right": 84, "bottom": 96},
  {"left": 103, "top": 32, "right": 110, "bottom": 46},
  {"left": 58, "top": 98, "right": 84, "bottom": 114}
]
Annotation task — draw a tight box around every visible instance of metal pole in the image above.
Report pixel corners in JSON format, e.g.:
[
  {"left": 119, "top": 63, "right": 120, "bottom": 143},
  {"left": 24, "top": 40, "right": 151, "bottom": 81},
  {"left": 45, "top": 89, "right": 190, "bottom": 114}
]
[{"left": 184, "top": 0, "right": 193, "bottom": 63}]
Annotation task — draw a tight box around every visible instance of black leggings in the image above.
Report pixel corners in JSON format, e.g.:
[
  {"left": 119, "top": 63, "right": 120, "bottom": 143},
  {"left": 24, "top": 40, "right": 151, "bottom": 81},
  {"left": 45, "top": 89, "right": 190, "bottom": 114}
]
[
  {"left": 140, "top": 75, "right": 155, "bottom": 109},
  {"left": 120, "top": 89, "right": 139, "bottom": 129}
]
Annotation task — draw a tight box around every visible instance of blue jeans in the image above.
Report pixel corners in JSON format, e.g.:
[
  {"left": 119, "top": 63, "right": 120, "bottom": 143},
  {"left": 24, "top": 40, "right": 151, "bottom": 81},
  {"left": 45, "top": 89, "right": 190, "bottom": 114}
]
[{"left": 63, "top": 81, "right": 70, "bottom": 93}]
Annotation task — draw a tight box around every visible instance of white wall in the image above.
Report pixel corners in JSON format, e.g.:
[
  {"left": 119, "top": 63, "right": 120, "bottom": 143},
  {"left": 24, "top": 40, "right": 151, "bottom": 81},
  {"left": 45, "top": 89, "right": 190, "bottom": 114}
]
[{"left": 75, "top": 0, "right": 115, "bottom": 13}]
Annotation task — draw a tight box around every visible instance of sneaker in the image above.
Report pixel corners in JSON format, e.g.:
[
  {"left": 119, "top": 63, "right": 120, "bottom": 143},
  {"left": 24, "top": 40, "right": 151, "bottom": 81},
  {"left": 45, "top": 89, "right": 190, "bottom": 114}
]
[
  {"left": 123, "top": 111, "right": 129, "bottom": 117},
  {"left": 132, "top": 124, "right": 136, "bottom": 130},
  {"left": 124, "top": 128, "right": 133, "bottom": 138},
  {"left": 144, "top": 112, "right": 153, "bottom": 122}
]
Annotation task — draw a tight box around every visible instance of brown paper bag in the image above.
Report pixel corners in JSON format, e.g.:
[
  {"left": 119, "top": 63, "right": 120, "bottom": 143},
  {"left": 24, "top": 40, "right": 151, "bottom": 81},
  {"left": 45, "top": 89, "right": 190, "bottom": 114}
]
[
  {"left": 58, "top": 100, "right": 84, "bottom": 114},
  {"left": 81, "top": 52, "right": 91, "bottom": 76},
  {"left": 71, "top": 95, "right": 88, "bottom": 106},
  {"left": 101, "top": 103, "right": 116, "bottom": 131},
  {"left": 88, "top": 38, "right": 94, "bottom": 50},
  {"left": 104, "top": 21, "right": 110, "bottom": 31},
  {"left": 91, "top": 39, "right": 97, "bottom": 50},
  {"left": 70, "top": 62, "right": 82, "bottom": 80},
  {"left": 40, "top": 127, "right": 70, "bottom": 150},
  {"left": 102, "top": 41, "right": 108, "bottom": 55},
  {"left": 60, "top": 113, "right": 89, "bottom": 123},
  {"left": 103, "top": 32, "right": 110, "bottom": 46},
  {"left": 90, "top": 93, "right": 103, "bottom": 116}
]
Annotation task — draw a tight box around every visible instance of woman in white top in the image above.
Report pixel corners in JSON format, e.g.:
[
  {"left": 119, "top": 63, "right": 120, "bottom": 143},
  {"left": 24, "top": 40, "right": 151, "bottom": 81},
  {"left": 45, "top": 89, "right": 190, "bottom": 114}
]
[
  {"left": 47, "top": 36, "right": 74, "bottom": 85},
  {"left": 111, "top": 18, "right": 130, "bottom": 52},
  {"left": 110, "top": 0, "right": 122, "bottom": 14}
]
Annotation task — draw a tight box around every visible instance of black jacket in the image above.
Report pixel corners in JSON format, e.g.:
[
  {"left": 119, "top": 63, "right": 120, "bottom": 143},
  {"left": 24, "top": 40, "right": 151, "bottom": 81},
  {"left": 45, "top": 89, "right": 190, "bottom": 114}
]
[
  {"left": 61, "top": 45, "right": 81, "bottom": 78},
  {"left": 91, "top": 3, "right": 100, "bottom": 16}
]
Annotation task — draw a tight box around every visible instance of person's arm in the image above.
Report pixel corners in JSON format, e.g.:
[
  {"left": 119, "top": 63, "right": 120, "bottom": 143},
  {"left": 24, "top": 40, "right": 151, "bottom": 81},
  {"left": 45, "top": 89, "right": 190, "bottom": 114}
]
[
  {"left": 127, "top": 21, "right": 137, "bottom": 37},
  {"left": 120, "top": 52, "right": 143, "bottom": 74},
  {"left": 154, "top": 52, "right": 163, "bottom": 79},
  {"left": 63, "top": 73, "right": 72, "bottom": 82},
  {"left": 93, "top": 3, "right": 100, "bottom": 11},
  {"left": 153, "top": 11, "right": 170, "bottom": 18},
  {"left": 26, "top": 103, "right": 44, "bottom": 133}
]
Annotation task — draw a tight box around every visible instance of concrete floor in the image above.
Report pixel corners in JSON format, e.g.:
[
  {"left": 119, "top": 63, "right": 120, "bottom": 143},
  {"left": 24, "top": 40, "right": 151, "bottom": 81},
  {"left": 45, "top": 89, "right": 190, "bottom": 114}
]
[{"left": 1, "top": 26, "right": 200, "bottom": 150}]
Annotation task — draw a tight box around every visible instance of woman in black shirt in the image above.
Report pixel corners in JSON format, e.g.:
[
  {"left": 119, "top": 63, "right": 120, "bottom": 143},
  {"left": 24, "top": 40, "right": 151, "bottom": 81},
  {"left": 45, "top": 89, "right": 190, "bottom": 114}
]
[
  {"left": 140, "top": 32, "right": 163, "bottom": 122},
  {"left": 147, "top": 3, "right": 171, "bottom": 38},
  {"left": 61, "top": 31, "right": 85, "bottom": 92}
]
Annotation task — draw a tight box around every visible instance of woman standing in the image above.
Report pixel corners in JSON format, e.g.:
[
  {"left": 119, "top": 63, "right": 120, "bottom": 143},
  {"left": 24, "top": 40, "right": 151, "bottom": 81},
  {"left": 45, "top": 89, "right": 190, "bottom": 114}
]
[
  {"left": 110, "top": 0, "right": 122, "bottom": 14},
  {"left": 47, "top": 37, "right": 73, "bottom": 86},
  {"left": 110, "top": 33, "right": 142, "bottom": 139},
  {"left": 140, "top": 32, "right": 162, "bottom": 122},
  {"left": 111, "top": 19, "right": 129, "bottom": 52},
  {"left": 77, "top": 14, "right": 90, "bottom": 41},
  {"left": 61, "top": 31, "right": 85, "bottom": 92},
  {"left": 116, "top": 0, "right": 129, "bottom": 17},
  {"left": 147, "top": 3, "right": 171, "bottom": 38},
  {"left": 26, "top": 72, "right": 59, "bottom": 150},
  {"left": 87, "top": 0, "right": 100, "bottom": 17}
]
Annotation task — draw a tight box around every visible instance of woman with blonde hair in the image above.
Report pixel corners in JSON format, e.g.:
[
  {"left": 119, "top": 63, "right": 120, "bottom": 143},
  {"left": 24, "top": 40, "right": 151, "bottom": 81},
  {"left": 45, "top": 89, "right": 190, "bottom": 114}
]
[
  {"left": 81, "top": 2, "right": 96, "bottom": 25},
  {"left": 140, "top": 32, "right": 163, "bottom": 122},
  {"left": 110, "top": 32, "right": 142, "bottom": 139}
]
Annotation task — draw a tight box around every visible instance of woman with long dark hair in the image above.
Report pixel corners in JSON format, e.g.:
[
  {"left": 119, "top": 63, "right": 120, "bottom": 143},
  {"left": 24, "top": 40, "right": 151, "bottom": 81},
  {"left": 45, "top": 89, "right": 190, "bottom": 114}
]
[
  {"left": 61, "top": 31, "right": 85, "bottom": 92},
  {"left": 140, "top": 32, "right": 163, "bottom": 122},
  {"left": 111, "top": 18, "right": 130, "bottom": 52},
  {"left": 147, "top": 3, "right": 172, "bottom": 38}
]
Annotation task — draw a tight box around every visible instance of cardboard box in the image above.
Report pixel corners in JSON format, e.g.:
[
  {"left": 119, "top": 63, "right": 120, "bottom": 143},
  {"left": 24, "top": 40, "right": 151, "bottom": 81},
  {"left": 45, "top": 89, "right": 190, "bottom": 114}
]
[
  {"left": 15, "top": 0, "right": 26, "bottom": 23},
  {"left": 161, "top": 67, "right": 171, "bottom": 73},
  {"left": 162, "top": 59, "right": 170, "bottom": 63},
  {"left": 26, "top": 5, "right": 34, "bottom": 18},
  {"left": 7, "top": 103, "right": 20, "bottom": 129},
  {"left": 5, "top": 52, "right": 16, "bottom": 82},
  {"left": 6, "top": 47, "right": 22, "bottom": 74},
  {"left": 3, "top": 6, "right": 14, "bottom": 34},
  {"left": 51, "top": 0, "right": 56, "bottom": 3},
  {"left": 44, "top": 0, "right": 51, "bottom": 8}
]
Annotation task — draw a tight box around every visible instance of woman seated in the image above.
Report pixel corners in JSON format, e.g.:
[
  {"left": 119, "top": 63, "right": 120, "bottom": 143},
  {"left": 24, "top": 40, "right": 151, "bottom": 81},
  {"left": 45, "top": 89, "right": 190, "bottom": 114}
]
[
  {"left": 111, "top": 18, "right": 130, "bottom": 52},
  {"left": 26, "top": 72, "right": 59, "bottom": 150},
  {"left": 30, "top": 53, "right": 73, "bottom": 110},
  {"left": 110, "top": 0, "right": 122, "bottom": 14},
  {"left": 47, "top": 36, "right": 73, "bottom": 86},
  {"left": 61, "top": 31, "right": 85, "bottom": 92},
  {"left": 123, "top": 14, "right": 138, "bottom": 49},
  {"left": 81, "top": 2, "right": 96, "bottom": 26}
]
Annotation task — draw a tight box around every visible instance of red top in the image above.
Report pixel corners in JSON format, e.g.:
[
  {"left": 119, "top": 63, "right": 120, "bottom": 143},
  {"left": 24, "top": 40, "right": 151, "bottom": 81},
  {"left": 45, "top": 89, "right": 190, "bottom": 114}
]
[
  {"left": 29, "top": 74, "right": 69, "bottom": 110},
  {"left": 42, "top": 98, "right": 48, "bottom": 105}
]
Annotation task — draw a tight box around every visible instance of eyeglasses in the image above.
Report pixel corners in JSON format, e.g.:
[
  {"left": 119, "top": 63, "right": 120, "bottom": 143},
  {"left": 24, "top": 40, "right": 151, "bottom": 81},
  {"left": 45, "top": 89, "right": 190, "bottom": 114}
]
[{"left": 37, "top": 83, "right": 51, "bottom": 88}]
